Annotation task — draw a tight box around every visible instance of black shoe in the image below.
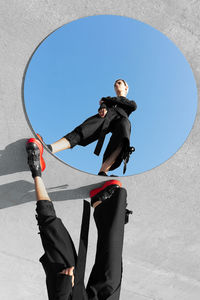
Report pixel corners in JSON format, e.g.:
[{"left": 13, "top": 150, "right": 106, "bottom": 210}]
[
  {"left": 98, "top": 171, "right": 108, "bottom": 176},
  {"left": 26, "top": 142, "right": 41, "bottom": 178},
  {"left": 123, "top": 146, "right": 135, "bottom": 174},
  {"left": 90, "top": 180, "right": 122, "bottom": 207},
  {"left": 98, "top": 171, "right": 118, "bottom": 177}
]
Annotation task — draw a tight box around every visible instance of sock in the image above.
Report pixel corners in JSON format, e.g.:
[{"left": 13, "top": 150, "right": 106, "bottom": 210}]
[
  {"left": 47, "top": 144, "right": 53, "bottom": 152},
  {"left": 31, "top": 168, "right": 41, "bottom": 179}
]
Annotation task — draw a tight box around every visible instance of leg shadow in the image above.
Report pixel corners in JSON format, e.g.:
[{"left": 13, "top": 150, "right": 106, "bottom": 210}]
[
  {"left": 0, "top": 180, "right": 108, "bottom": 209},
  {"left": 0, "top": 139, "right": 29, "bottom": 176}
]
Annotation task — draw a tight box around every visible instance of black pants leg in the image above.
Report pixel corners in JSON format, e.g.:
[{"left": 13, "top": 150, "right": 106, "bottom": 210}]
[
  {"left": 103, "top": 118, "right": 131, "bottom": 171},
  {"left": 36, "top": 200, "right": 87, "bottom": 300},
  {"left": 63, "top": 114, "right": 105, "bottom": 148},
  {"left": 86, "top": 187, "right": 127, "bottom": 300},
  {"left": 63, "top": 110, "right": 120, "bottom": 150}
]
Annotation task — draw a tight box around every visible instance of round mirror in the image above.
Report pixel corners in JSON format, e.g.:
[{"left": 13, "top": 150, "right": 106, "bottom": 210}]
[{"left": 23, "top": 15, "right": 197, "bottom": 176}]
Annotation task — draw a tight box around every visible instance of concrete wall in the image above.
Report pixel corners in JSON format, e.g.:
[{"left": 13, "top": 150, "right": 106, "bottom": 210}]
[{"left": 0, "top": 1, "right": 200, "bottom": 299}]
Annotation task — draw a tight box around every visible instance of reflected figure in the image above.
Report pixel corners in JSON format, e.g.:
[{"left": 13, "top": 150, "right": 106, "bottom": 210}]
[
  {"left": 26, "top": 136, "right": 132, "bottom": 299},
  {"left": 46, "top": 79, "right": 137, "bottom": 176}
]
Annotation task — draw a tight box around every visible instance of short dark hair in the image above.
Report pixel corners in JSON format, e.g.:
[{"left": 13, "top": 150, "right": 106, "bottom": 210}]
[{"left": 114, "top": 79, "right": 128, "bottom": 87}]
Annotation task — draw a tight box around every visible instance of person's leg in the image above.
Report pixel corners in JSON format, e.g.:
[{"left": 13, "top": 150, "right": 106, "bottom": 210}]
[
  {"left": 26, "top": 136, "right": 77, "bottom": 299},
  {"left": 98, "top": 145, "right": 122, "bottom": 175},
  {"left": 49, "top": 137, "right": 71, "bottom": 154},
  {"left": 35, "top": 175, "right": 90, "bottom": 300},
  {"left": 86, "top": 181, "right": 129, "bottom": 300},
  {"left": 35, "top": 182, "right": 77, "bottom": 300},
  {"left": 34, "top": 176, "right": 51, "bottom": 201},
  {"left": 47, "top": 114, "right": 105, "bottom": 155},
  {"left": 34, "top": 175, "right": 76, "bottom": 288},
  {"left": 98, "top": 118, "right": 131, "bottom": 175}
]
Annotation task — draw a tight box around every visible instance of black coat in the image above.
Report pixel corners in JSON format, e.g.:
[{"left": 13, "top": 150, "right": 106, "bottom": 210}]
[
  {"left": 99, "top": 96, "right": 137, "bottom": 170},
  {"left": 65, "top": 96, "right": 137, "bottom": 172}
]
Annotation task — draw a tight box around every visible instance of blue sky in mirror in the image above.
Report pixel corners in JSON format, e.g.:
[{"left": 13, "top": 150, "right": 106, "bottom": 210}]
[{"left": 24, "top": 15, "right": 197, "bottom": 176}]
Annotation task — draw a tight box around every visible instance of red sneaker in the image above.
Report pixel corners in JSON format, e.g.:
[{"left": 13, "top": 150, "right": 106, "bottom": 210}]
[
  {"left": 90, "top": 180, "right": 122, "bottom": 207},
  {"left": 26, "top": 134, "right": 46, "bottom": 172}
]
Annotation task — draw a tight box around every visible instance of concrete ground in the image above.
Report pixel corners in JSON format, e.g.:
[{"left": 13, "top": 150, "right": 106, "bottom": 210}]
[{"left": 0, "top": 1, "right": 200, "bottom": 299}]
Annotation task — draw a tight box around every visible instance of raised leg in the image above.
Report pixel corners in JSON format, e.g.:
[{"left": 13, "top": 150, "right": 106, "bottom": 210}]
[
  {"left": 34, "top": 176, "right": 51, "bottom": 201},
  {"left": 26, "top": 137, "right": 77, "bottom": 299},
  {"left": 49, "top": 137, "right": 71, "bottom": 154},
  {"left": 87, "top": 187, "right": 127, "bottom": 300}
]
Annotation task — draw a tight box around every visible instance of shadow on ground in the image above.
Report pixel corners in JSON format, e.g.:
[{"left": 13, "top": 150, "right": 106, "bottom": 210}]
[
  {"left": 0, "top": 180, "right": 106, "bottom": 209},
  {"left": 0, "top": 139, "right": 107, "bottom": 209}
]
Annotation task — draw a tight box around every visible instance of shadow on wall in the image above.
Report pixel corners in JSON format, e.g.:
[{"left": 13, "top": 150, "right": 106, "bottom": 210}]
[
  {"left": 0, "top": 138, "right": 29, "bottom": 176},
  {"left": 0, "top": 180, "right": 101, "bottom": 209},
  {"left": 0, "top": 139, "right": 105, "bottom": 209}
]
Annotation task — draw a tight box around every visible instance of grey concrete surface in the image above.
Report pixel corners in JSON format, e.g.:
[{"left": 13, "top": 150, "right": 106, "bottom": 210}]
[{"left": 0, "top": 1, "right": 200, "bottom": 299}]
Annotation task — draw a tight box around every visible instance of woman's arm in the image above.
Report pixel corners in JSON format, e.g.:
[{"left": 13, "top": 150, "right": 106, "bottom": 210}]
[{"left": 100, "top": 96, "right": 137, "bottom": 112}]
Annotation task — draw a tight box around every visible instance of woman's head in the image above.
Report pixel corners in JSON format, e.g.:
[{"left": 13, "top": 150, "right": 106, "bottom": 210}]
[{"left": 114, "top": 79, "right": 129, "bottom": 96}]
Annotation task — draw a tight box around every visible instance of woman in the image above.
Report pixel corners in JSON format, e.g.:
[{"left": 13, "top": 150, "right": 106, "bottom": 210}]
[{"left": 46, "top": 79, "right": 137, "bottom": 176}]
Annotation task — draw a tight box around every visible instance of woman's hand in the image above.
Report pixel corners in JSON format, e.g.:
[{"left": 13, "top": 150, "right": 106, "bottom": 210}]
[
  {"left": 98, "top": 108, "right": 107, "bottom": 118},
  {"left": 60, "top": 266, "right": 75, "bottom": 286}
]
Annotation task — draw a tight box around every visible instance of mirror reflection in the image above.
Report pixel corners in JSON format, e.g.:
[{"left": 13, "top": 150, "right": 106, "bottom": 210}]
[{"left": 23, "top": 15, "right": 197, "bottom": 176}]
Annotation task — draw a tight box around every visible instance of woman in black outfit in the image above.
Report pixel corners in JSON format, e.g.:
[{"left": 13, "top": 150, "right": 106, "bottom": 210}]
[
  {"left": 26, "top": 135, "right": 132, "bottom": 300},
  {"left": 46, "top": 79, "right": 137, "bottom": 176}
]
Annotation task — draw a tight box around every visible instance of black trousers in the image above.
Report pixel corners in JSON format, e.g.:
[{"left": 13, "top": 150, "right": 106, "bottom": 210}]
[
  {"left": 36, "top": 187, "right": 127, "bottom": 300},
  {"left": 64, "top": 109, "right": 131, "bottom": 171}
]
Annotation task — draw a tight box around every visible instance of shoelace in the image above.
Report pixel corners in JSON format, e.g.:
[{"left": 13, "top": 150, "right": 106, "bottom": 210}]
[
  {"left": 98, "top": 185, "right": 120, "bottom": 202},
  {"left": 28, "top": 150, "right": 40, "bottom": 168}
]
